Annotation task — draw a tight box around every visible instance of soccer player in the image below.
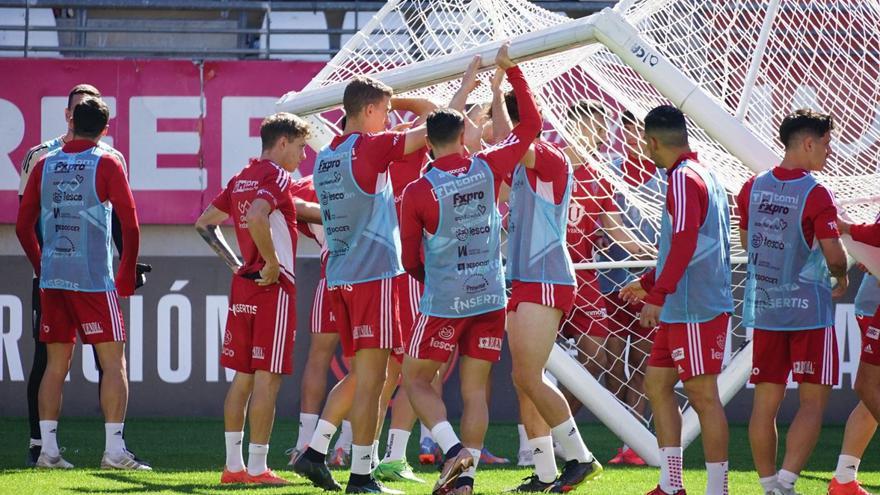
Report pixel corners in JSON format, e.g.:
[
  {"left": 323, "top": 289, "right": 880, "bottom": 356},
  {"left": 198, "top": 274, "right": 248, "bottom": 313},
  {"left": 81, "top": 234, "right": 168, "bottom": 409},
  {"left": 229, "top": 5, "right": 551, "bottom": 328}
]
[
  {"left": 559, "top": 100, "right": 644, "bottom": 415},
  {"left": 602, "top": 110, "right": 663, "bottom": 466},
  {"left": 619, "top": 105, "right": 734, "bottom": 495},
  {"left": 292, "top": 72, "right": 435, "bottom": 494},
  {"left": 195, "top": 112, "right": 312, "bottom": 485},
  {"left": 737, "top": 109, "right": 848, "bottom": 495},
  {"left": 501, "top": 98, "right": 612, "bottom": 490},
  {"left": 18, "top": 83, "right": 149, "bottom": 467},
  {"left": 826, "top": 215, "right": 879, "bottom": 495},
  {"left": 16, "top": 97, "right": 146, "bottom": 470},
  {"left": 399, "top": 43, "right": 531, "bottom": 495}
]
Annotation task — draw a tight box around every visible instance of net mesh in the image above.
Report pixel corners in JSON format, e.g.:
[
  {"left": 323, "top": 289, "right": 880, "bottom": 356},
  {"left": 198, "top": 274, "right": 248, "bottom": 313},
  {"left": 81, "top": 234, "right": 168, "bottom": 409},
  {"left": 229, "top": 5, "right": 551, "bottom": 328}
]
[{"left": 294, "top": 0, "right": 880, "bottom": 430}]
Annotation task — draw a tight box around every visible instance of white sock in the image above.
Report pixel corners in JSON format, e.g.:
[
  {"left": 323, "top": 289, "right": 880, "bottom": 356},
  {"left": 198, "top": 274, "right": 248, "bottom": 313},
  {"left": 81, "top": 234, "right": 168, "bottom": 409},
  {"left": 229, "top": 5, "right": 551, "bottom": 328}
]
[
  {"left": 460, "top": 447, "right": 481, "bottom": 480},
  {"left": 385, "top": 429, "right": 411, "bottom": 461},
  {"left": 334, "top": 420, "right": 352, "bottom": 451},
  {"left": 351, "top": 444, "right": 373, "bottom": 475},
  {"left": 530, "top": 436, "right": 557, "bottom": 483},
  {"left": 372, "top": 440, "right": 380, "bottom": 468},
  {"left": 550, "top": 418, "right": 592, "bottom": 463},
  {"left": 29, "top": 438, "right": 42, "bottom": 447},
  {"left": 246, "top": 443, "right": 269, "bottom": 476},
  {"left": 420, "top": 422, "right": 432, "bottom": 442},
  {"left": 297, "top": 413, "right": 319, "bottom": 451},
  {"left": 517, "top": 424, "right": 529, "bottom": 451},
  {"left": 104, "top": 423, "right": 126, "bottom": 456},
  {"left": 706, "top": 461, "right": 729, "bottom": 495},
  {"left": 622, "top": 443, "right": 630, "bottom": 452},
  {"left": 834, "top": 455, "right": 860, "bottom": 484},
  {"left": 659, "top": 446, "right": 684, "bottom": 493},
  {"left": 759, "top": 475, "right": 778, "bottom": 493},
  {"left": 224, "top": 431, "right": 245, "bottom": 472},
  {"left": 39, "top": 420, "right": 59, "bottom": 457},
  {"left": 310, "top": 419, "right": 337, "bottom": 455},
  {"left": 430, "top": 421, "right": 461, "bottom": 454},
  {"left": 778, "top": 469, "right": 798, "bottom": 490}
]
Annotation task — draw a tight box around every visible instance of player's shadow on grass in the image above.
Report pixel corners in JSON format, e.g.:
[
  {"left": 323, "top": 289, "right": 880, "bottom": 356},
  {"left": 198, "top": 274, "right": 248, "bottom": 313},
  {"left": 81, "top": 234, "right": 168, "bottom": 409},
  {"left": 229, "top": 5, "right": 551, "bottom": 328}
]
[{"left": 67, "top": 471, "right": 307, "bottom": 494}]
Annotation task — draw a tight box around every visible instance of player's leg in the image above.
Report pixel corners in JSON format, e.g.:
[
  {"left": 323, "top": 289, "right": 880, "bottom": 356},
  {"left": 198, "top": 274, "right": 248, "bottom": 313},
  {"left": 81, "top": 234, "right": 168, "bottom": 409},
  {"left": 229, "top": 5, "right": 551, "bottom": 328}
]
[
  {"left": 36, "top": 341, "right": 74, "bottom": 468},
  {"left": 748, "top": 328, "right": 791, "bottom": 493},
  {"left": 419, "top": 353, "right": 453, "bottom": 466},
  {"left": 508, "top": 301, "right": 600, "bottom": 492},
  {"left": 644, "top": 365, "right": 684, "bottom": 495},
  {"left": 854, "top": 352, "right": 880, "bottom": 423},
  {"left": 243, "top": 280, "right": 297, "bottom": 485},
  {"left": 295, "top": 277, "right": 340, "bottom": 459},
  {"left": 223, "top": 372, "right": 253, "bottom": 481},
  {"left": 26, "top": 276, "right": 46, "bottom": 466},
  {"left": 455, "top": 356, "right": 492, "bottom": 493},
  {"left": 510, "top": 390, "right": 557, "bottom": 492},
  {"left": 776, "top": 327, "right": 837, "bottom": 492},
  {"left": 829, "top": 401, "right": 877, "bottom": 495},
  {"left": 682, "top": 373, "right": 728, "bottom": 495},
  {"left": 295, "top": 333, "right": 340, "bottom": 452}
]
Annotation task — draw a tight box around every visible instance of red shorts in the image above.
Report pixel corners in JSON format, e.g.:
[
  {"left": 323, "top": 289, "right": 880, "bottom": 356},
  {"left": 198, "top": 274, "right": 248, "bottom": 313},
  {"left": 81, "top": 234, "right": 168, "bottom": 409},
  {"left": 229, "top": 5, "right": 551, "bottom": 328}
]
[
  {"left": 648, "top": 313, "right": 729, "bottom": 381},
  {"left": 858, "top": 315, "right": 880, "bottom": 366},
  {"left": 408, "top": 309, "right": 506, "bottom": 362},
  {"left": 508, "top": 281, "right": 576, "bottom": 315},
  {"left": 40, "top": 289, "right": 125, "bottom": 344},
  {"left": 605, "top": 290, "right": 656, "bottom": 341},
  {"left": 559, "top": 272, "right": 606, "bottom": 338},
  {"left": 222, "top": 276, "right": 296, "bottom": 375},
  {"left": 310, "top": 278, "right": 338, "bottom": 334},
  {"left": 750, "top": 327, "right": 839, "bottom": 385},
  {"left": 331, "top": 276, "right": 403, "bottom": 359}
]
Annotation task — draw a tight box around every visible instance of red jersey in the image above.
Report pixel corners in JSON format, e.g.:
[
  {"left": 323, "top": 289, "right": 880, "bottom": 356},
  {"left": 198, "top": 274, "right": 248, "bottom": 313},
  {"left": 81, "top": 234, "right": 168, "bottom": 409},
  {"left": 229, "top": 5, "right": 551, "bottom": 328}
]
[
  {"left": 212, "top": 159, "right": 298, "bottom": 283},
  {"left": 327, "top": 130, "right": 408, "bottom": 195},
  {"left": 736, "top": 166, "right": 839, "bottom": 246},
  {"left": 620, "top": 152, "right": 658, "bottom": 188},
  {"left": 639, "top": 153, "right": 709, "bottom": 306},
  {"left": 16, "top": 139, "right": 140, "bottom": 296},
  {"left": 289, "top": 176, "right": 323, "bottom": 246},
  {"left": 566, "top": 165, "right": 616, "bottom": 263},
  {"left": 390, "top": 148, "right": 429, "bottom": 218}
]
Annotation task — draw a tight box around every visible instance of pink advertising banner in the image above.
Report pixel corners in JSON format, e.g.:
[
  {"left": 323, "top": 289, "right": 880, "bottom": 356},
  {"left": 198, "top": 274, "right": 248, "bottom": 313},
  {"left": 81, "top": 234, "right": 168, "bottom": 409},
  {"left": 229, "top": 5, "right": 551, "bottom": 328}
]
[{"left": 0, "top": 59, "right": 325, "bottom": 224}]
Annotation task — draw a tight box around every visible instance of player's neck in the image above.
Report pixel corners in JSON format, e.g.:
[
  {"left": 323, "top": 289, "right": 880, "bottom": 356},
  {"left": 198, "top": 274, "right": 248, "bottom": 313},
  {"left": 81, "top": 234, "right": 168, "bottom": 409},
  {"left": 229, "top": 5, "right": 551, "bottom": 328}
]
[
  {"left": 70, "top": 134, "right": 99, "bottom": 145},
  {"left": 778, "top": 154, "right": 809, "bottom": 172},
  {"left": 342, "top": 119, "right": 372, "bottom": 136}
]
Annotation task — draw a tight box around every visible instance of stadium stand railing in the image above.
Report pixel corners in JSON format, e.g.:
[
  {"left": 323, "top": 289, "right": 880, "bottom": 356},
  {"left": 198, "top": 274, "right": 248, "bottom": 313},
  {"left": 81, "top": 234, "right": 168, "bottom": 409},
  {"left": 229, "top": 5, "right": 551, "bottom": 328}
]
[{"left": 0, "top": 0, "right": 615, "bottom": 59}]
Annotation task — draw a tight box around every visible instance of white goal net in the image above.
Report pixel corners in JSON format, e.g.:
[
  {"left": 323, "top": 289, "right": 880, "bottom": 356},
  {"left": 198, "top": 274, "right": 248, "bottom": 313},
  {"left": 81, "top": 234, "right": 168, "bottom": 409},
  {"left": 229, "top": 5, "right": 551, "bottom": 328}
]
[{"left": 279, "top": 0, "right": 880, "bottom": 465}]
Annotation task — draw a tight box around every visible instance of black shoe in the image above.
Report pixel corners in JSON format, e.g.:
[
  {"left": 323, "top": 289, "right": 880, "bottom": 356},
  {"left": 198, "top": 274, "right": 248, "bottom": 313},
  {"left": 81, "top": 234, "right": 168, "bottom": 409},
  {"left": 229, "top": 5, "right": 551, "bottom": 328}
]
[
  {"left": 345, "top": 476, "right": 403, "bottom": 494},
  {"left": 293, "top": 452, "right": 342, "bottom": 491},
  {"left": 506, "top": 474, "right": 555, "bottom": 493},
  {"left": 26, "top": 444, "right": 40, "bottom": 467},
  {"left": 550, "top": 459, "right": 603, "bottom": 493},
  {"left": 128, "top": 449, "right": 151, "bottom": 469}
]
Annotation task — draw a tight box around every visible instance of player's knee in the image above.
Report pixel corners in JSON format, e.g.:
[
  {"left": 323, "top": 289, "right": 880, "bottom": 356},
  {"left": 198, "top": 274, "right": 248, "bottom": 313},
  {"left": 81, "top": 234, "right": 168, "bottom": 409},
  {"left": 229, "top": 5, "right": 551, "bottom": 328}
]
[{"left": 685, "top": 386, "right": 720, "bottom": 413}]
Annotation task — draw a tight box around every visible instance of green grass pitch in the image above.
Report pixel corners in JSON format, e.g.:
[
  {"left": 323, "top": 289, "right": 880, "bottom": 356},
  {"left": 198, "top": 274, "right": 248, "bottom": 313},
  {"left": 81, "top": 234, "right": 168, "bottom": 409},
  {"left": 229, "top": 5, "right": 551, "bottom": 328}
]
[{"left": 0, "top": 418, "right": 877, "bottom": 494}]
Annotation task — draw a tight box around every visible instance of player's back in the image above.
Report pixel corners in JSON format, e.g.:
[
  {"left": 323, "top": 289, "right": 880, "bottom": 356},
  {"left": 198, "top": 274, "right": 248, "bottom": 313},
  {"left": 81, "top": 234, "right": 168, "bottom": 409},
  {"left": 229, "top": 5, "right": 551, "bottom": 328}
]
[{"left": 224, "top": 159, "right": 297, "bottom": 283}]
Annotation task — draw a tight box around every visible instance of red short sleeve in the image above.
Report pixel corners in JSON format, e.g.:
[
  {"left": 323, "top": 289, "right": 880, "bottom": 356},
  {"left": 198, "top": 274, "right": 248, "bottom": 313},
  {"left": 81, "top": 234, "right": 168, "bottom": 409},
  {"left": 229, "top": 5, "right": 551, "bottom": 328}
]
[
  {"left": 211, "top": 179, "right": 233, "bottom": 213},
  {"left": 736, "top": 177, "right": 755, "bottom": 229},
  {"left": 806, "top": 185, "right": 840, "bottom": 240}
]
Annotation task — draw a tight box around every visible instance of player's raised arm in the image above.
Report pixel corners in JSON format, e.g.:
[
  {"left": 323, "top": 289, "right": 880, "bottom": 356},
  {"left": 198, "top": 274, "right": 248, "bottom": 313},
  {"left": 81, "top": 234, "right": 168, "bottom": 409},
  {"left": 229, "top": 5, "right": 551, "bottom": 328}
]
[
  {"left": 490, "top": 68, "right": 511, "bottom": 142},
  {"left": 448, "top": 55, "right": 482, "bottom": 112},
  {"left": 391, "top": 97, "right": 436, "bottom": 155},
  {"left": 195, "top": 205, "right": 241, "bottom": 273},
  {"left": 479, "top": 42, "right": 541, "bottom": 176}
]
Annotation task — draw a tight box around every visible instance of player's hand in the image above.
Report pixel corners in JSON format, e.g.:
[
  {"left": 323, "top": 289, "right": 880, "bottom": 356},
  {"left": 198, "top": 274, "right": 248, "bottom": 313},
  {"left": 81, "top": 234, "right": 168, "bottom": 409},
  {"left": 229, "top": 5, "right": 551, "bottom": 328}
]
[
  {"left": 490, "top": 68, "right": 505, "bottom": 94},
  {"left": 135, "top": 263, "right": 152, "bottom": 290},
  {"left": 460, "top": 54, "right": 482, "bottom": 94},
  {"left": 639, "top": 302, "right": 661, "bottom": 328},
  {"left": 832, "top": 273, "right": 848, "bottom": 298},
  {"left": 391, "top": 121, "right": 414, "bottom": 132},
  {"left": 463, "top": 116, "right": 484, "bottom": 152},
  {"left": 495, "top": 42, "right": 515, "bottom": 71},
  {"left": 257, "top": 261, "right": 280, "bottom": 286},
  {"left": 619, "top": 280, "right": 647, "bottom": 304},
  {"left": 836, "top": 216, "right": 851, "bottom": 235}
]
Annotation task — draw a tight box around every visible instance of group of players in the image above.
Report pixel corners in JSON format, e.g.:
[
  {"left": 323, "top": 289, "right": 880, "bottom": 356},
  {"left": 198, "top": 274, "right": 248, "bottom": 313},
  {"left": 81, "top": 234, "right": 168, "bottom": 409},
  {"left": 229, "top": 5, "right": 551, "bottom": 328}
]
[{"left": 14, "top": 42, "right": 880, "bottom": 495}]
